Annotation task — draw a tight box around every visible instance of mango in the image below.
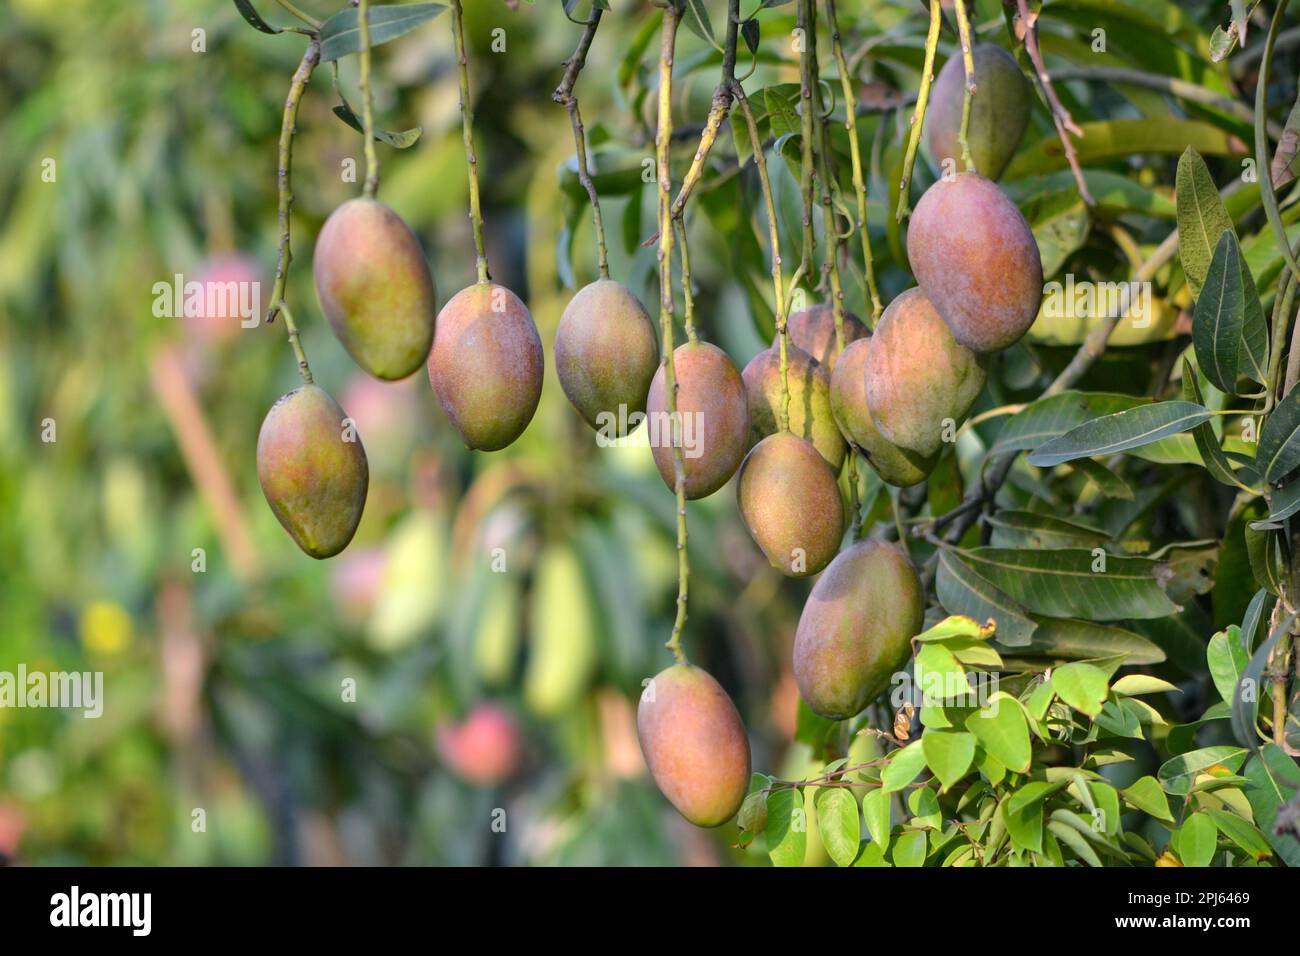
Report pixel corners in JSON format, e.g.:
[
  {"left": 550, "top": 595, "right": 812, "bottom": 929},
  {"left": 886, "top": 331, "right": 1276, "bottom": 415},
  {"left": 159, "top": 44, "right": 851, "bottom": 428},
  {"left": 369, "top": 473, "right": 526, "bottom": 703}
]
[
  {"left": 313, "top": 198, "right": 437, "bottom": 380},
  {"left": 865, "top": 288, "right": 985, "bottom": 457},
  {"left": 829, "top": 337, "right": 938, "bottom": 487},
  {"left": 436, "top": 704, "right": 522, "bottom": 786},
  {"left": 428, "top": 282, "right": 544, "bottom": 451},
  {"left": 646, "top": 341, "right": 749, "bottom": 499},
  {"left": 256, "top": 384, "right": 368, "bottom": 559},
  {"left": 742, "top": 344, "right": 846, "bottom": 470},
  {"left": 787, "top": 303, "right": 869, "bottom": 371},
  {"left": 908, "top": 172, "right": 1044, "bottom": 353},
  {"left": 736, "top": 432, "right": 844, "bottom": 576},
  {"left": 554, "top": 279, "right": 659, "bottom": 436},
  {"left": 793, "top": 540, "right": 924, "bottom": 720},
  {"left": 523, "top": 543, "right": 597, "bottom": 717},
  {"left": 926, "top": 44, "right": 1032, "bottom": 181},
  {"left": 637, "top": 663, "right": 751, "bottom": 827}
]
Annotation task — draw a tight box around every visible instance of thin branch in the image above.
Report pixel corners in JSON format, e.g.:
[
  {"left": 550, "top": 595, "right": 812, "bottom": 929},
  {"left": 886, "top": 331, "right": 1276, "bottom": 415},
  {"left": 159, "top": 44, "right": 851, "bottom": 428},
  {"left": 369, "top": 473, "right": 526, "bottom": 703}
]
[
  {"left": 895, "top": 0, "right": 943, "bottom": 222},
  {"left": 1014, "top": 0, "right": 1094, "bottom": 206},
  {"left": 553, "top": 9, "right": 609, "bottom": 278},
  {"left": 451, "top": 0, "right": 490, "bottom": 283},
  {"left": 357, "top": 0, "right": 379, "bottom": 199}
]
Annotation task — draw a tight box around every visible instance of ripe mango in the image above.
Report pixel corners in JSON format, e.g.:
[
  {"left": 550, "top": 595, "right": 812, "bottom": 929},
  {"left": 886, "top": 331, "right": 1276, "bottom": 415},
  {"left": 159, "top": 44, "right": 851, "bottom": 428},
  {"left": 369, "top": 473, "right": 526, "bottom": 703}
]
[
  {"left": 256, "top": 384, "right": 368, "bottom": 559},
  {"left": 793, "top": 540, "right": 923, "bottom": 720},
  {"left": 865, "top": 288, "right": 985, "bottom": 457},
  {"left": 926, "top": 44, "right": 1032, "bottom": 181},
  {"left": 646, "top": 341, "right": 749, "bottom": 499},
  {"left": 554, "top": 278, "right": 659, "bottom": 435},
  {"left": 736, "top": 431, "right": 844, "bottom": 576},
  {"left": 742, "top": 344, "right": 846, "bottom": 470},
  {"left": 829, "top": 337, "right": 938, "bottom": 487},
  {"left": 787, "top": 303, "right": 869, "bottom": 371},
  {"left": 908, "top": 172, "right": 1044, "bottom": 353},
  {"left": 313, "top": 198, "right": 436, "bottom": 380},
  {"left": 428, "top": 282, "right": 544, "bottom": 451},
  {"left": 637, "top": 663, "right": 751, "bottom": 828}
]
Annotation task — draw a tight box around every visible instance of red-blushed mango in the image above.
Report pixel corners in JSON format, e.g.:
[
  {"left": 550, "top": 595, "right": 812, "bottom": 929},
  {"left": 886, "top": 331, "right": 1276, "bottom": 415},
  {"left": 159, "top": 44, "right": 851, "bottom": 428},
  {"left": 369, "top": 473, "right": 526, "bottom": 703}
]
[
  {"left": 637, "top": 663, "right": 751, "bottom": 827},
  {"left": 787, "top": 303, "right": 869, "bottom": 371},
  {"left": 908, "top": 172, "right": 1044, "bottom": 353},
  {"left": 647, "top": 341, "right": 749, "bottom": 499},
  {"left": 742, "top": 344, "right": 846, "bottom": 470},
  {"left": 428, "top": 282, "right": 543, "bottom": 451},
  {"left": 736, "top": 432, "right": 844, "bottom": 576},
  {"left": 865, "top": 288, "right": 985, "bottom": 457},
  {"left": 926, "top": 44, "right": 1032, "bottom": 181},
  {"left": 313, "top": 198, "right": 436, "bottom": 380},
  {"left": 257, "top": 384, "right": 368, "bottom": 559},
  {"left": 829, "top": 337, "right": 938, "bottom": 488},
  {"left": 554, "top": 278, "right": 658, "bottom": 435},
  {"left": 793, "top": 540, "right": 923, "bottom": 720}
]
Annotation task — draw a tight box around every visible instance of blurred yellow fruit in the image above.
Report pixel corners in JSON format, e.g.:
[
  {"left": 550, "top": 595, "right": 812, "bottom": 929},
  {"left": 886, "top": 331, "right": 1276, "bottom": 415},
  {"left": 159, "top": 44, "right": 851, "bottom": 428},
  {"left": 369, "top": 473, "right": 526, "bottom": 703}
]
[{"left": 80, "top": 601, "right": 132, "bottom": 655}]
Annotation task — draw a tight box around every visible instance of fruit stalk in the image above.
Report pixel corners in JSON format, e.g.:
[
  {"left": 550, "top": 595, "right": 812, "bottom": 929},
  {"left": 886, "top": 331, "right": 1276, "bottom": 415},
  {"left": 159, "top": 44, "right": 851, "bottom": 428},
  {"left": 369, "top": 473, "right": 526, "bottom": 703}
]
[
  {"left": 673, "top": 219, "right": 699, "bottom": 344},
  {"left": 357, "top": 0, "right": 380, "bottom": 200},
  {"left": 266, "top": 36, "right": 320, "bottom": 386},
  {"left": 552, "top": 8, "right": 609, "bottom": 279},
  {"left": 450, "top": 0, "right": 490, "bottom": 284},
  {"left": 824, "top": 0, "right": 882, "bottom": 325},
  {"left": 670, "top": 0, "right": 740, "bottom": 222},
  {"left": 810, "top": 38, "right": 847, "bottom": 354},
  {"left": 796, "top": 0, "right": 819, "bottom": 283},
  {"left": 895, "top": 0, "right": 943, "bottom": 223},
  {"left": 732, "top": 82, "right": 791, "bottom": 433},
  {"left": 952, "top": 0, "right": 978, "bottom": 175},
  {"left": 656, "top": 7, "right": 690, "bottom": 664}
]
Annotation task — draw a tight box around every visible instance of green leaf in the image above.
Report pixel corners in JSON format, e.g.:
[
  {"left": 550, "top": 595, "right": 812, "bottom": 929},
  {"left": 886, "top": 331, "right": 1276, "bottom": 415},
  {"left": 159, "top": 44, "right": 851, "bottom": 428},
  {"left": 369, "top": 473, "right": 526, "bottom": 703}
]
[
  {"left": 1121, "top": 776, "right": 1175, "bottom": 822},
  {"left": 921, "top": 731, "right": 976, "bottom": 792},
  {"left": 861, "top": 787, "right": 891, "bottom": 849},
  {"left": 330, "top": 103, "right": 423, "bottom": 148},
  {"left": 994, "top": 391, "right": 1097, "bottom": 453},
  {"left": 1027, "top": 401, "right": 1215, "bottom": 467},
  {"left": 814, "top": 787, "right": 860, "bottom": 867},
  {"left": 1206, "top": 808, "right": 1273, "bottom": 861},
  {"left": 1008, "top": 120, "right": 1247, "bottom": 182},
  {"left": 1243, "top": 744, "right": 1300, "bottom": 866},
  {"left": 1208, "top": 626, "right": 1250, "bottom": 707},
  {"left": 1176, "top": 147, "right": 1236, "bottom": 299},
  {"left": 1238, "top": 255, "right": 1270, "bottom": 385},
  {"left": 881, "top": 740, "right": 927, "bottom": 793},
  {"left": 1006, "top": 781, "right": 1065, "bottom": 817},
  {"left": 741, "top": 18, "right": 760, "bottom": 55},
  {"left": 1182, "top": 359, "right": 1248, "bottom": 489},
  {"left": 1157, "top": 746, "right": 1249, "bottom": 796},
  {"left": 232, "top": 0, "right": 281, "bottom": 33},
  {"left": 1256, "top": 479, "right": 1300, "bottom": 526},
  {"left": 914, "top": 615, "right": 995, "bottom": 644},
  {"left": 1175, "top": 813, "right": 1219, "bottom": 867},
  {"left": 762, "top": 84, "right": 801, "bottom": 139},
  {"left": 1192, "top": 231, "right": 1245, "bottom": 394},
  {"left": 1069, "top": 458, "right": 1134, "bottom": 500},
  {"left": 984, "top": 510, "right": 1112, "bottom": 551},
  {"left": 1257, "top": 384, "right": 1300, "bottom": 483},
  {"left": 1232, "top": 612, "right": 1297, "bottom": 750},
  {"left": 765, "top": 788, "right": 807, "bottom": 867},
  {"left": 1004, "top": 616, "right": 1166, "bottom": 665},
  {"left": 956, "top": 548, "right": 1180, "bottom": 622},
  {"left": 936, "top": 550, "right": 1038, "bottom": 647},
  {"left": 319, "top": 2, "right": 447, "bottom": 63},
  {"left": 1047, "top": 820, "right": 1103, "bottom": 866},
  {"left": 1111, "top": 674, "right": 1180, "bottom": 696},
  {"left": 965, "top": 693, "right": 1031, "bottom": 773},
  {"left": 1001, "top": 792, "right": 1044, "bottom": 854},
  {"left": 680, "top": 0, "right": 715, "bottom": 45},
  {"left": 890, "top": 829, "right": 928, "bottom": 867},
  {"left": 1050, "top": 662, "right": 1110, "bottom": 717}
]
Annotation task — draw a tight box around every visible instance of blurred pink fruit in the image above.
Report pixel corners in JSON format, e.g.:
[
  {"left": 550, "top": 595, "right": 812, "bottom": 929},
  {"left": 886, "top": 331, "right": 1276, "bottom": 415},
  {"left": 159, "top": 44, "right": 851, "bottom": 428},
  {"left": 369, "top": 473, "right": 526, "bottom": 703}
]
[{"left": 437, "top": 704, "right": 522, "bottom": 786}]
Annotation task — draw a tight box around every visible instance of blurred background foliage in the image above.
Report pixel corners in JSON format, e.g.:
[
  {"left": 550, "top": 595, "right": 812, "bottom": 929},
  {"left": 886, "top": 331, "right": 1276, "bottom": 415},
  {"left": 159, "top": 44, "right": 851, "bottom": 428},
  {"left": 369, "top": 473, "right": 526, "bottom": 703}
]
[{"left": 0, "top": 0, "right": 1296, "bottom": 865}]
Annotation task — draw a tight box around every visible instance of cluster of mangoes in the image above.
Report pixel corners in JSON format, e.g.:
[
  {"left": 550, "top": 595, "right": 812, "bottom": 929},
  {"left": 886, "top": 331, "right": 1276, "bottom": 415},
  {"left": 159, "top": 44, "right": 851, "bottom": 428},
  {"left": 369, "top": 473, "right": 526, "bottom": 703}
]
[
  {"left": 637, "top": 43, "right": 1041, "bottom": 828},
  {"left": 256, "top": 197, "right": 546, "bottom": 558}
]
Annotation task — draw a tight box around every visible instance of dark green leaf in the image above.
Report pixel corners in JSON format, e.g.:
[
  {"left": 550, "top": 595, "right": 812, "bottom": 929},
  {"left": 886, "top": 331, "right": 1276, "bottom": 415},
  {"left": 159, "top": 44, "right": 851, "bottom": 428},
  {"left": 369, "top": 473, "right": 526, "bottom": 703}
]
[
  {"left": 1232, "top": 612, "right": 1297, "bottom": 750},
  {"left": 1176, "top": 147, "right": 1236, "bottom": 299},
  {"left": 1243, "top": 744, "right": 1300, "bottom": 865},
  {"left": 936, "top": 550, "right": 1038, "bottom": 647},
  {"left": 1192, "top": 230, "right": 1244, "bottom": 394},
  {"left": 1028, "top": 401, "right": 1214, "bottom": 467},
  {"left": 680, "top": 0, "right": 715, "bottom": 45},
  {"left": 1157, "top": 746, "right": 1248, "bottom": 796},
  {"left": 331, "top": 103, "right": 423, "bottom": 148},
  {"left": 1182, "top": 359, "right": 1248, "bottom": 489},
  {"left": 741, "top": 18, "right": 760, "bottom": 55},
  {"left": 232, "top": 0, "right": 281, "bottom": 33},
  {"left": 1257, "top": 385, "right": 1300, "bottom": 483},
  {"left": 319, "top": 2, "right": 447, "bottom": 63}
]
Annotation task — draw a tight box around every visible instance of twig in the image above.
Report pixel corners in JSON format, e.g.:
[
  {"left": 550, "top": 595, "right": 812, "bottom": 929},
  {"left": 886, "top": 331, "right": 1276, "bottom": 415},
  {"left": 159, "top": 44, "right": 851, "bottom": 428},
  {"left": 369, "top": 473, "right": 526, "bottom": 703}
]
[
  {"left": 895, "top": 0, "right": 943, "bottom": 222},
  {"left": 553, "top": 9, "right": 609, "bottom": 278},
  {"left": 656, "top": 9, "right": 690, "bottom": 664},
  {"left": 952, "top": 0, "right": 978, "bottom": 174},
  {"left": 796, "top": 0, "right": 819, "bottom": 281},
  {"left": 451, "top": 0, "right": 490, "bottom": 284},
  {"left": 357, "top": 0, "right": 379, "bottom": 199},
  {"left": 1014, "top": 0, "right": 1094, "bottom": 206}
]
